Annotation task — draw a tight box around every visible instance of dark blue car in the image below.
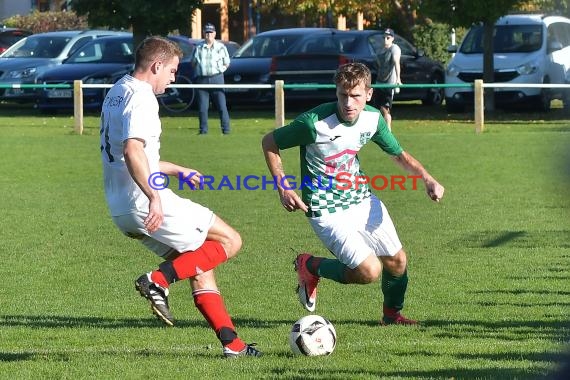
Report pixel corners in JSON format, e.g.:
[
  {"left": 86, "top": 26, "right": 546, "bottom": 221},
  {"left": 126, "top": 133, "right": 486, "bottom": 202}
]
[{"left": 37, "top": 34, "right": 198, "bottom": 113}]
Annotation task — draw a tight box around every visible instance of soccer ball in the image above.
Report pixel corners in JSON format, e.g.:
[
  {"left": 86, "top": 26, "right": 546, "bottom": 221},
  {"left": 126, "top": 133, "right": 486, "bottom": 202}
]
[{"left": 289, "top": 314, "right": 337, "bottom": 356}]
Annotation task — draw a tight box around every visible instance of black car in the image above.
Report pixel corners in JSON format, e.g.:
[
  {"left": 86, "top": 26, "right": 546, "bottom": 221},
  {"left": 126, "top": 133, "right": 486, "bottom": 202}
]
[
  {"left": 0, "top": 27, "right": 32, "bottom": 54},
  {"left": 269, "top": 29, "right": 445, "bottom": 106},
  {"left": 223, "top": 28, "right": 336, "bottom": 105}
]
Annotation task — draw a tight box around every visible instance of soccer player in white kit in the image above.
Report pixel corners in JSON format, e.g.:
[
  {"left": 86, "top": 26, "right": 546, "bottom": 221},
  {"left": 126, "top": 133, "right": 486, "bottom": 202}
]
[
  {"left": 100, "top": 36, "right": 260, "bottom": 358},
  {"left": 262, "top": 62, "right": 444, "bottom": 325}
]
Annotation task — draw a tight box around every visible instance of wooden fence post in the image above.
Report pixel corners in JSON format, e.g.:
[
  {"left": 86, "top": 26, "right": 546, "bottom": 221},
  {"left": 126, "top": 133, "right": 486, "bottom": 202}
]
[
  {"left": 275, "top": 80, "right": 284, "bottom": 128},
  {"left": 74, "top": 80, "right": 84, "bottom": 135},
  {"left": 474, "top": 79, "right": 484, "bottom": 134}
]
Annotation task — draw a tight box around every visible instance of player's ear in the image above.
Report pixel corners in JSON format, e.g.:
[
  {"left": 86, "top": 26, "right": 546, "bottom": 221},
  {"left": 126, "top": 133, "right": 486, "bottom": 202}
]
[
  {"left": 367, "top": 88, "right": 373, "bottom": 101},
  {"left": 150, "top": 60, "right": 162, "bottom": 74}
]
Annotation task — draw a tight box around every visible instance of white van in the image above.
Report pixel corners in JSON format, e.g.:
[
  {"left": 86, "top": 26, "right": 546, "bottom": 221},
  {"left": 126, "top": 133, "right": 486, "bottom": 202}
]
[{"left": 445, "top": 14, "right": 570, "bottom": 112}]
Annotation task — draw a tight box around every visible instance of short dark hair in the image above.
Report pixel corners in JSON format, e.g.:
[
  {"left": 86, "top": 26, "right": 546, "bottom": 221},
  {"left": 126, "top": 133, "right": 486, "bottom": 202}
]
[
  {"left": 334, "top": 62, "right": 372, "bottom": 90},
  {"left": 135, "top": 36, "right": 182, "bottom": 71}
]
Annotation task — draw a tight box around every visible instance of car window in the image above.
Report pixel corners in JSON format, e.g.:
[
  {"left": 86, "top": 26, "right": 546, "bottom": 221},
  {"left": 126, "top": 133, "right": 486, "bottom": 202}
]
[
  {"left": 68, "top": 40, "right": 133, "bottom": 63},
  {"left": 394, "top": 36, "right": 416, "bottom": 56},
  {"left": 287, "top": 34, "right": 358, "bottom": 54},
  {"left": 234, "top": 34, "right": 304, "bottom": 58},
  {"left": 67, "top": 36, "right": 97, "bottom": 57},
  {"left": 461, "top": 24, "right": 543, "bottom": 54},
  {"left": 2, "top": 35, "right": 72, "bottom": 58},
  {"left": 548, "top": 22, "right": 570, "bottom": 47}
]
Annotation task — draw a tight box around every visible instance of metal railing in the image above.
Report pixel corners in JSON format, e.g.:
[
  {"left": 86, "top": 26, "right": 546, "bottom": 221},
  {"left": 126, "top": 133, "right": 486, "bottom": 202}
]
[{"left": 1, "top": 80, "right": 568, "bottom": 135}]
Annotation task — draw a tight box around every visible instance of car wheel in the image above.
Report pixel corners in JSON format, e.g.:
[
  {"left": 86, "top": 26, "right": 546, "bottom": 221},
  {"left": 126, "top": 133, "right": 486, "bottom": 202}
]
[
  {"left": 158, "top": 75, "right": 195, "bottom": 114},
  {"left": 422, "top": 74, "right": 444, "bottom": 106}
]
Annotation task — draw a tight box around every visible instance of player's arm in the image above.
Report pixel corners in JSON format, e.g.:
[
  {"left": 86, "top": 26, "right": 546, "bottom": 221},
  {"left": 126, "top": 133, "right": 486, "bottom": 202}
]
[
  {"left": 393, "top": 47, "right": 402, "bottom": 85},
  {"left": 159, "top": 161, "right": 203, "bottom": 189},
  {"left": 261, "top": 132, "right": 308, "bottom": 212},
  {"left": 123, "top": 138, "right": 163, "bottom": 232},
  {"left": 391, "top": 151, "right": 444, "bottom": 202}
]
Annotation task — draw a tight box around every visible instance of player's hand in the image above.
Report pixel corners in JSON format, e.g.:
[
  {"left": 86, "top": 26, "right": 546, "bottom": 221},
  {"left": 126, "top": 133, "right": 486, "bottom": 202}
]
[
  {"left": 280, "top": 189, "right": 308, "bottom": 213},
  {"left": 144, "top": 197, "right": 164, "bottom": 233},
  {"left": 180, "top": 168, "right": 203, "bottom": 190},
  {"left": 425, "top": 179, "right": 445, "bottom": 202}
]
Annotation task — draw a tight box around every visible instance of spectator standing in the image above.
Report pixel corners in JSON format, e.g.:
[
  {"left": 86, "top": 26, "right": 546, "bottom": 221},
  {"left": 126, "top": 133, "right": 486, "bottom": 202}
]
[
  {"left": 375, "top": 28, "right": 401, "bottom": 131},
  {"left": 190, "top": 23, "right": 231, "bottom": 135}
]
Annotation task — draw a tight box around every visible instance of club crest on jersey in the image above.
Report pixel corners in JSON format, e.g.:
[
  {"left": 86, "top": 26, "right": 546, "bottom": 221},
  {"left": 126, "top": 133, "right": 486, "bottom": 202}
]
[{"left": 360, "top": 132, "right": 372, "bottom": 145}]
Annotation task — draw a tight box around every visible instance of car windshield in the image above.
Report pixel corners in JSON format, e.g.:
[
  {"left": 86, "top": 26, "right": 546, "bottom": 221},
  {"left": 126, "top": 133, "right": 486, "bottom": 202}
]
[
  {"left": 460, "top": 24, "right": 543, "bottom": 54},
  {"left": 233, "top": 34, "right": 305, "bottom": 58},
  {"left": 3, "top": 36, "right": 72, "bottom": 58},
  {"left": 287, "top": 33, "right": 358, "bottom": 54},
  {"left": 67, "top": 40, "right": 134, "bottom": 64}
]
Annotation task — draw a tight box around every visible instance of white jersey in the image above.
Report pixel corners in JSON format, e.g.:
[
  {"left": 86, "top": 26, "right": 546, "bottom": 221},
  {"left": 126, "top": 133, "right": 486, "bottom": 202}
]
[{"left": 100, "top": 74, "right": 162, "bottom": 216}]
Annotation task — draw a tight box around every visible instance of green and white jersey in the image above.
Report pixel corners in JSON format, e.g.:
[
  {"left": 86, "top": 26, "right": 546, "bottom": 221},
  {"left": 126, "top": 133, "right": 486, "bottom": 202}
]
[{"left": 273, "top": 102, "right": 403, "bottom": 217}]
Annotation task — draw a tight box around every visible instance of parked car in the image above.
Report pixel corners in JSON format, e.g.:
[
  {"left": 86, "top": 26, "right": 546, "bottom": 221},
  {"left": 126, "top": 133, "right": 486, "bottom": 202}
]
[
  {"left": 0, "top": 29, "right": 130, "bottom": 103},
  {"left": 445, "top": 14, "right": 570, "bottom": 112},
  {"left": 36, "top": 34, "right": 198, "bottom": 113},
  {"left": 223, "top": 28, "right": 336, "bottom": 105},
  {"left": 0, "top": 27, "right": 32, "bottom": 54},
  {"left": 269, "top": 29, "right": 445, "bottom": 106}
]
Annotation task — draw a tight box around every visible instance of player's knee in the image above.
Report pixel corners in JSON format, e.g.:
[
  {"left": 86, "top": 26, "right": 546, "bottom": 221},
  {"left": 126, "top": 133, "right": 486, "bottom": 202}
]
[
  {"left": 223, "top": 229, "right": 242, "bottom": 259},
  {"left": 383, "top": 250, "right": 407, "bottom": 275},
  {"left": 355, "top": 260, "right": 382, "bottom": 284}
]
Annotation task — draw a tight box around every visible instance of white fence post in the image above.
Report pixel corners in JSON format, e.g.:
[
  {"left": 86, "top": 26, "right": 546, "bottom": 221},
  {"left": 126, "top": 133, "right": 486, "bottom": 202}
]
[
  {"left": 474, "top": 79, "right": 484, "bottom": 134},
  {"left": 275, "top": 80, "right": 285, "bottom": 127}
]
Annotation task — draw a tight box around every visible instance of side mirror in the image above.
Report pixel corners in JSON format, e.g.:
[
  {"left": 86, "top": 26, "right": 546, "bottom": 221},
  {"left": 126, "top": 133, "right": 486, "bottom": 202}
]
[
  {"left": 416, "top": 48, "right": 425, "bottom": 57},
  {"left": 447, "top": 45, "right": 458, "bottom": 53}
]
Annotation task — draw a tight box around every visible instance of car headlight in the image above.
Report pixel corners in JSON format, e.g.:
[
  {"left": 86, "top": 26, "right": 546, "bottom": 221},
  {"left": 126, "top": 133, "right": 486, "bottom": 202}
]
[
  {"left": 7, "top": 67, "right": 37, "bottom": 79},
  {"left": 516, "top": 62, "right": 537, "bottom": 75},
  {"left": 446, "top": 64, "right": 459, "bottom": 77}
]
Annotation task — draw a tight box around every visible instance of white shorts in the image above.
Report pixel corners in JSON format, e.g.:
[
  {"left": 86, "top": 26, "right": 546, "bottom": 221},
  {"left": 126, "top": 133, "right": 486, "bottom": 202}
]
[
  {"left": 112, "top": 191, "right": 215, "bottom": 258},
  {"left": 308, "top": 194, "right": 402, "bottom": 269}
]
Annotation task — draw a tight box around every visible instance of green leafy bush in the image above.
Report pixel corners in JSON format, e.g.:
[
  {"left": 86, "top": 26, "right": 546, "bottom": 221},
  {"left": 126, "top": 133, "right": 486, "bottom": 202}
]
[{"left": 411, "top": 22, "right": 466, "bottom": 66}]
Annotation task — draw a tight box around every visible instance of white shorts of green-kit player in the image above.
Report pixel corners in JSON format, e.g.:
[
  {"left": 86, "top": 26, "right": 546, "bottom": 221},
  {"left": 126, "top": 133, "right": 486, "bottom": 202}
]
[
  {"left": 112, "top": 193, "right": 215, "bottom": 258},
  {"left": 308, "top": 194, "right": 402, "bottom": 269}
]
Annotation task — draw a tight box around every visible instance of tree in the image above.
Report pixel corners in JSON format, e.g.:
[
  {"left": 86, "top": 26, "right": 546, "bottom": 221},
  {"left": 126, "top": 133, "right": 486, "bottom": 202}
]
[
  {"left": 421, "top": 0, "right": 528, "bottom": 111},
  {"left": 71, "top": 0, "right": 202, "bottom": 50}
]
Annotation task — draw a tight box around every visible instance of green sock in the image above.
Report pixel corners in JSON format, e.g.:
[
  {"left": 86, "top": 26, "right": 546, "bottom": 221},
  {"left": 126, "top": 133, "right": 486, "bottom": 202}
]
[
  {"left": 309, "top": 257, "right": 348, "bottom": 284},
  {"left": 381, "top": 268, "right": 408, "bottom": 310}
]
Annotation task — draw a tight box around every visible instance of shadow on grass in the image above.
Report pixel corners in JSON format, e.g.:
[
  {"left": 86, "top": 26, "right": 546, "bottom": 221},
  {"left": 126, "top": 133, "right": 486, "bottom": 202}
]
[{"left": 449, "top": 230, "right": 570, "bottom": 248}]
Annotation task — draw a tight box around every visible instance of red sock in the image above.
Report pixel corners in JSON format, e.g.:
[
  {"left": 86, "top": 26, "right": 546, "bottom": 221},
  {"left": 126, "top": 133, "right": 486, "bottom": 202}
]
[
  {"left": 193, "top": 289, "right": 245, "bottom": 351},
  {"left": 151, "top": 241, "right": 228, "bottom": 287}
]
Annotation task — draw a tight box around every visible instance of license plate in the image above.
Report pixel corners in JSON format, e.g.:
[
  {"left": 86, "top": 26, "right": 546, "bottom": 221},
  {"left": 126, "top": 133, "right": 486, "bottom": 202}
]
[{"left": 47, "top": 89, "right": 73, "bottom": 98}]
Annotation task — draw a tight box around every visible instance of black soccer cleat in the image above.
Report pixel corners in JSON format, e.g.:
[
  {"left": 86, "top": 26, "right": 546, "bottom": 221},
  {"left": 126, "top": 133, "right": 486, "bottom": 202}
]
[{"left": 135, "top": 273, "right": 174, "bottom": 326}]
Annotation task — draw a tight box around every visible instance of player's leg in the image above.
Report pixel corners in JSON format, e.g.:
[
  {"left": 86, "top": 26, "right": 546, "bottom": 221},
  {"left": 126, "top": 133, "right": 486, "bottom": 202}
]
[
  {"left": 196, "top": 77, "right": 210, "bottom": 134},
  {"left": 210, "top": 75, "right": 230, "bottom": 134},
  {"left": 190, "top": 270, "right": 261, "bottom": 358},
  {"left": 379, "top": 249, "right": 416, "bottom": 325}
]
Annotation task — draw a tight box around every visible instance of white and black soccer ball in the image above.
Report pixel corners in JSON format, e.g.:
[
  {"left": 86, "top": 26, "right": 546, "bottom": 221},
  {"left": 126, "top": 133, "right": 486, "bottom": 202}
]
[{"left": 289, "top": 314, "right": 337, "bottom": 356}]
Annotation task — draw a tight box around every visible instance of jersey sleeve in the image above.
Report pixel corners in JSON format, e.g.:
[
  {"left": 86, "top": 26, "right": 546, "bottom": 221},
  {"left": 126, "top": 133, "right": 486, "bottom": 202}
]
[
  {"left": 370, "top": 114, "right": 403, "bottom": 156},
  {"left": 273, "top": 111, "right": 317, "bottom": 149}
]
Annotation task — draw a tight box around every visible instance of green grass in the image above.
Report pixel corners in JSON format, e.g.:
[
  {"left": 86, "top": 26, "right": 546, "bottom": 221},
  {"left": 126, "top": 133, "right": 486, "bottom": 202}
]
[{"left": 0, "top": 103, "right": 569, "bottom": 379}]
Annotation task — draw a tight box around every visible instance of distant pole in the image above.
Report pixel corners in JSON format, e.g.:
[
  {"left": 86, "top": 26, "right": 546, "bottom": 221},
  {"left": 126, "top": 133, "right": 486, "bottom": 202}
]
[{"left": 451, "top": 27, "right": 456, "bottom": 57}]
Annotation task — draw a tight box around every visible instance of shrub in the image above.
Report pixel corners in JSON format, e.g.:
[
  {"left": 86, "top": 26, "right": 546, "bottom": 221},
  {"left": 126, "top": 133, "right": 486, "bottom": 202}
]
[{"left": 2, "top": 10, "right": 88, "bottom": 33}]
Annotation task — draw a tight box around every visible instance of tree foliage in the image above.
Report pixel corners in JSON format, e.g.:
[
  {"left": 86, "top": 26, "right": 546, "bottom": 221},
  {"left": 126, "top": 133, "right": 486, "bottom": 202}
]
[{"left": 71, "top": 0, "right": 202, "bottom": 48}]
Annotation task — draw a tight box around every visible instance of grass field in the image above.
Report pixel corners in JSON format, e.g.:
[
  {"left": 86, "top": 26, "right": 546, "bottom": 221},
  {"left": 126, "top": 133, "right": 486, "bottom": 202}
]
[{"left": 0, "top": 103, "right": 569, "bottom": 379}]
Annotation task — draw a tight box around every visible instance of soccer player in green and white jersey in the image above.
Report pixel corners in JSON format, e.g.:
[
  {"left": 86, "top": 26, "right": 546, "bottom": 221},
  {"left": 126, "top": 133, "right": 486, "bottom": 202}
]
[{"left": 262, "top": 62, "right": 444, "bottom": 325}]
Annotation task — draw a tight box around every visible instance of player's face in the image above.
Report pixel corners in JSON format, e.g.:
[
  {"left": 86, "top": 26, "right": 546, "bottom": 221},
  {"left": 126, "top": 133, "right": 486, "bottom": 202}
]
[
  {"left": 153, "top": 56, "right": 179, "bottom": 95},
  {"left": 336, "top": 81, "right": 372, "bottom": 123}
]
